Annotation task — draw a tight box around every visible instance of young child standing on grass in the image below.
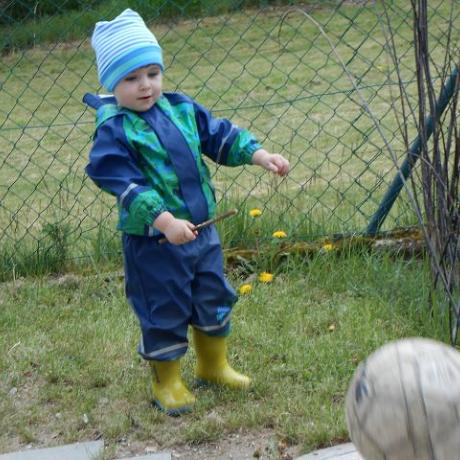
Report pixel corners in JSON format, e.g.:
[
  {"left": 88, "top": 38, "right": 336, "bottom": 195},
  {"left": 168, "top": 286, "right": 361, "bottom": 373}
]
[{"left": 84, "top": 8, "right": 289, "bottom": 416}]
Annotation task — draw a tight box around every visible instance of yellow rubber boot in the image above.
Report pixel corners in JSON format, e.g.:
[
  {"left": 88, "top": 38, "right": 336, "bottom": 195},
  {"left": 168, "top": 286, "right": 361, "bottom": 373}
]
[
  {"left": 149, "top": 360, "right": 196, "bottom": 416},
  {"left": 193, "top": 328, "right": 251, "bottom": 389}
]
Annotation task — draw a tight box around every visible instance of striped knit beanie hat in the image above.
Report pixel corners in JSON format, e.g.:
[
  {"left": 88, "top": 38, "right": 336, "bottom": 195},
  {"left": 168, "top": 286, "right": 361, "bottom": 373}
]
[{"left": 91, "top": 9, "right": 163, "bottom": 92}]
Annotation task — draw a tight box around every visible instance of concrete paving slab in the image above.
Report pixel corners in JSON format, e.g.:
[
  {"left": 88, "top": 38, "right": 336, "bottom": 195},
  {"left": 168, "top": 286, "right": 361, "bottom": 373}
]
[
  {"left": 0, "top": 441, "right": 104, "bottom": 460},
  {"left": 295, "top": 442, "right": 363, "bottom": 460},
  {"left": 115, "top": 454, "right": 171, "bottom": 460}
]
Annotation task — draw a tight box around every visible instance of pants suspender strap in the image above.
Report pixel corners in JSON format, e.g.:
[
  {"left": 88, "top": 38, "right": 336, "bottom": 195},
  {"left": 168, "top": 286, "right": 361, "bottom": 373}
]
[{"left": 140, "top": 106, "right": 209, "bottom": 225}]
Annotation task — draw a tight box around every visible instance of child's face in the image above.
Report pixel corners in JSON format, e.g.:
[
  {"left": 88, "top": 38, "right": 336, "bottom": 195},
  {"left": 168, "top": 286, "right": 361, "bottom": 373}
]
[{"left": 113, "top": 64, "right": 162, "bottom": 112}]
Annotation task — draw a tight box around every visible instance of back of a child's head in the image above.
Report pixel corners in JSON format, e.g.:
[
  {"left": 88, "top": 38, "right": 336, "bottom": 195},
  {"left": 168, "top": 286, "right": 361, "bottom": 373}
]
[{"left": 91, "top": 9, "right": 164, "bottom": 92}]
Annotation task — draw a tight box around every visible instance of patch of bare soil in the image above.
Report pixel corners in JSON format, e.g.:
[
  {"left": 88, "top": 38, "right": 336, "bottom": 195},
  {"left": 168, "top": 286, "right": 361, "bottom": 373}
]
[{"left": 114, "top": 429, "right": 303, "bottom": 460}]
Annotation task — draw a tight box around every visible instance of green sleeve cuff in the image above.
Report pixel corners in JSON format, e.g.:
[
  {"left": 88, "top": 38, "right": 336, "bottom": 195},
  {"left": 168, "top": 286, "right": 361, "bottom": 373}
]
[
  {"left": 129, "top": 190, "right": 167, "bottom": 226},
  {"left": 227, "top": 130, "right": 262, "bottom": 166}
]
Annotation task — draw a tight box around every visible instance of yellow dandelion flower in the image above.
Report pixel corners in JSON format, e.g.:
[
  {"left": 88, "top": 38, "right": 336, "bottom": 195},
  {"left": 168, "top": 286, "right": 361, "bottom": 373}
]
[
  {"left": 328, "top": 324, "right": 336, "bottom": 332},
  {"left": 249, "top": 208, "right": 262, "bottom": 218},
  {"left": 238, "top": 284, "right": 252, "bottom": 295},
  {"left": 272, "top": 230, "right": 287, "bottom": 238},
  {"left": 322, "top": 243, "right": 335, "bottom": 251},
  {"left": 258, "top": 272, "right": 274, "bottom": 283}
]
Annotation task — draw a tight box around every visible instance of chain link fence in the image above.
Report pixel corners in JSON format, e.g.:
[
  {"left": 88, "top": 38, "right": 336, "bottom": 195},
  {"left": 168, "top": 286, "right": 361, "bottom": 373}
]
[{"left": 0, "top": 0, "right": 459, "bottom": 279}]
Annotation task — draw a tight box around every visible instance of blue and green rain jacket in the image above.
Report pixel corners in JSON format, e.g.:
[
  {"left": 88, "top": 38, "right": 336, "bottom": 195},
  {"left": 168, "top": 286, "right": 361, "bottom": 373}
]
[{"left": 84, "top": 92, "right": 262, "bottom": 236}]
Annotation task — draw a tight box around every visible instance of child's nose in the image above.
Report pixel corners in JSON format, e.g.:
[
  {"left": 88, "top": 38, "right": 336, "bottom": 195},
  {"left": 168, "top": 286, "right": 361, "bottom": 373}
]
[{"left": 139, "top": 75, "right": 150, "bottom": 89}]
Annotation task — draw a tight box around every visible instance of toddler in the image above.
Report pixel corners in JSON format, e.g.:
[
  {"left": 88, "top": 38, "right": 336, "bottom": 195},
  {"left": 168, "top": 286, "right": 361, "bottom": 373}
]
[{"left": 85, "top": 8, "right": 289, "bottom": 415}]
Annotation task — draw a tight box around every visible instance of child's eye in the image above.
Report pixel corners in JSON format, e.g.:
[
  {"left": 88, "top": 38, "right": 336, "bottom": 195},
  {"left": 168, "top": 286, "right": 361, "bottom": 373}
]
[
  {"left": 125, "top": 76, "right": 137, "bottom": 82},
  {"left": 148, "top": 72, "right": 159, "bottom": 78}
]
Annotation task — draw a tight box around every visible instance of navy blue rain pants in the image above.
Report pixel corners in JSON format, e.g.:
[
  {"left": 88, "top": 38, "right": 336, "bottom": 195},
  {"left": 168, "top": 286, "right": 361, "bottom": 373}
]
[{"left": 122, "top": 225, "right": 237, "bottom": 361}]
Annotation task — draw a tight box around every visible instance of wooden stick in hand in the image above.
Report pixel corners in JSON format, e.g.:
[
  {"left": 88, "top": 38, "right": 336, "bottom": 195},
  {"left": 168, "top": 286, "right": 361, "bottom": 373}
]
[{"left": 158, "top": 208, "right": 238, "bottom": 244}]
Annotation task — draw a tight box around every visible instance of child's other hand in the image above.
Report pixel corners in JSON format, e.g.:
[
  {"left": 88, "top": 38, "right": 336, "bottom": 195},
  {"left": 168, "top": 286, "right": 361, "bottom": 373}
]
[
  {"left": 252, "top": 149, "right": 289, "bottom": 176},
  {"left": 154, "top": 212, "right": 198, "bottom": 245}
]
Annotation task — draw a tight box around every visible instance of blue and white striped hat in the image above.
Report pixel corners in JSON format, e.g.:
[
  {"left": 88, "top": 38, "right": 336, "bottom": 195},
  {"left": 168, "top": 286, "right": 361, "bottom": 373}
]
[{"left": 91, "top": 9, "right": 164, "bottom": 92}]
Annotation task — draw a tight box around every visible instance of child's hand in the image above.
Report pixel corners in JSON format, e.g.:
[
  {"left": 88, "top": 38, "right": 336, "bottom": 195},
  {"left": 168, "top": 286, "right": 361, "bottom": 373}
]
[
  {"left": 252, "top": 149, "right": 289, "bottom": 176},
  {"left": 163, "top": 218, "right": 198, "bottom": 244},
  {"left": 154, "top": 212, "right": 198, "bottom": 245}
]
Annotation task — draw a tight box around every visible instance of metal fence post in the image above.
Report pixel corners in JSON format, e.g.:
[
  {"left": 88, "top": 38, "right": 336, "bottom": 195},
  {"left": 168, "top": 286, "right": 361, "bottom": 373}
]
[{"left": 366, "top": 65, "right": 459, "bottom": 235}]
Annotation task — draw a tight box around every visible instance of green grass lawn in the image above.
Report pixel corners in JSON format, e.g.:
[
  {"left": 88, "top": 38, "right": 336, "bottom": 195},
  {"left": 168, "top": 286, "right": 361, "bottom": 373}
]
[{"left": 0, "top": 250, "right": 448, "bottom": 457}]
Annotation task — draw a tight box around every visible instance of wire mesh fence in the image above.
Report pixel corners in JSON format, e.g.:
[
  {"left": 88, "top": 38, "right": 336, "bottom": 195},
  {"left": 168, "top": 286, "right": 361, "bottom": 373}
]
[{"left": 0, "top": 0, "right": 459, "bottom": 279}]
